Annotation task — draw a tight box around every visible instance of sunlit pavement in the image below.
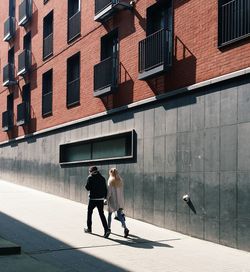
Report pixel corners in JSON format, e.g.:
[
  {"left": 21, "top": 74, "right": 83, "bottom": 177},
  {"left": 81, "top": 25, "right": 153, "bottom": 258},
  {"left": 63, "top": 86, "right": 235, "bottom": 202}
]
[{"left": 0, "top": 179, "right": 249, "bottom": 272}]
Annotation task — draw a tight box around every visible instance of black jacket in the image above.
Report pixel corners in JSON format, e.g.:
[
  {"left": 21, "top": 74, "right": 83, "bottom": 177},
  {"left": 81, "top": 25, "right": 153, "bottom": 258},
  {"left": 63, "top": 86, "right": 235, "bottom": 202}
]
[{"left": 85, "top": 171, "right": 107, "bottom": 199}]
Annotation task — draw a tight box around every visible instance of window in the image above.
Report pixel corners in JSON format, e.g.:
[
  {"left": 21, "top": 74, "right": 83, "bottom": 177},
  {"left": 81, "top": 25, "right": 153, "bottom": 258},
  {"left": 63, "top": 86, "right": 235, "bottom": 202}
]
[
  {"left": 23, "top": 31, "right": 31, "bottom": 51},
  {"left": 3, "top": 47, "right": 16, "bottom": 86},
  {"left": 59, "top": 130, "right": 135, "bottom": 165},
  {"left": 8, "top": 47, "right": 15, "bottom": 64},
  {"left": 17, "top": 83, "right": 30, "bottom": 126},
  {"left": 3, "top": 0, "right": 16, "bottom": 42},
  {"left": 18, "top": 0, "right": 32, "bottom": 26},
  {"left": 67, "top": 52, "right": 80, "bottom": 107},
  {"left": 2, "top": 93, "right": 14, "bottom": 131},
  {"left": 43, "top": 11, "right": 53, "bottom": 59},
  {"left": 218, "top": 0, "right": 250, "bottom": 47},
  {"left": 138, "top": 1, "right": 173, "bottom": 80},
  {"left": 68, "top": 0, "right": 81, "bottom": 42},
  {"left": 42, "top": 69, "right": 53, "bottom": 117},
  {"left": 94, "top": 29, "right": 119, "bottom": 96},
  {"left": 18, "top": 32, "right": 31, "bottom": 75},
  {"left": 9, "top": 0, "right": 15, "bottom": 17}
]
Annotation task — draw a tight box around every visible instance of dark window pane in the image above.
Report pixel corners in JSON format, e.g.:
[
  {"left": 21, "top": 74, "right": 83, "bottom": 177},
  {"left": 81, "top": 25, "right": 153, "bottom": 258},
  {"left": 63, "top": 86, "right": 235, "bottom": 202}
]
[
  {"left": 68, "top": 0, "right": 79, "bottom": 18},
  {"left": 59, "top": 131, "right": 134, "bottom": 164},
  {"left": 67, "top": 53, "right": 80, "bottom": 82},
  {"left": 92, "top": 137, "right": 127, "bottom": 159},
  {"left": 62, "top": 143, "right": 91, "bottom": 162}
]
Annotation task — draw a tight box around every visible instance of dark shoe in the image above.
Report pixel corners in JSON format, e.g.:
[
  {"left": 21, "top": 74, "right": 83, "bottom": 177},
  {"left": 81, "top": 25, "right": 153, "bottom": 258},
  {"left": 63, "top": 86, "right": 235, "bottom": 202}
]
[
  {"left": 84, "top": 228, "right": 92, "bottom": 233},
  {"left": 124, "top": 228, "right": 129, "bottom": 238},
  {"left": 104, "top": 229, "right": 111, "bottom": 238}
]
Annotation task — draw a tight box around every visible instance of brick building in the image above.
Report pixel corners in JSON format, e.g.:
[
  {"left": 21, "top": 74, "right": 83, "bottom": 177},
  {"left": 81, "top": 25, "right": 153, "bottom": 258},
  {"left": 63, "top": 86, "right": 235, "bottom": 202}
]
[{"left": 0, "top": 0, "right": 250, "bottom": 251}]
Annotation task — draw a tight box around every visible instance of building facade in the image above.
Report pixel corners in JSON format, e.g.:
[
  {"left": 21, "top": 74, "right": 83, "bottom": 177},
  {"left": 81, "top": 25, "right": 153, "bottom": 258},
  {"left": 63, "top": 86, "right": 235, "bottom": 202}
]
[{"left": 0, "top": 0, "right": 250, "bottom": 251}]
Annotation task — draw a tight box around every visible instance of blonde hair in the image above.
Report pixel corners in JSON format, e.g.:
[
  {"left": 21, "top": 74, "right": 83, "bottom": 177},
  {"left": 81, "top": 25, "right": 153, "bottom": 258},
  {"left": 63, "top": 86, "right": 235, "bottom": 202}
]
[{"left": 108, "top": 168, "right": 123, "bottom": 187}]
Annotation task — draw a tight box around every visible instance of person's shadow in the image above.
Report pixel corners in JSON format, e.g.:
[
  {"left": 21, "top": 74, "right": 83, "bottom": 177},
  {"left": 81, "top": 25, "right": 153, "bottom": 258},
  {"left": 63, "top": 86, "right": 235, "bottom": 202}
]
[{"left": 91, "top": 232, "right": 179, "bottom": 249}]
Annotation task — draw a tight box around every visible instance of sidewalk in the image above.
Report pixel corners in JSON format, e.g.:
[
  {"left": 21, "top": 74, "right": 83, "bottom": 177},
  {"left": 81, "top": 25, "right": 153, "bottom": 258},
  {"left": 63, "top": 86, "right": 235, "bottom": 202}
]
[{"left": 0, "top": 179, "right": 249, "bottom": 272}]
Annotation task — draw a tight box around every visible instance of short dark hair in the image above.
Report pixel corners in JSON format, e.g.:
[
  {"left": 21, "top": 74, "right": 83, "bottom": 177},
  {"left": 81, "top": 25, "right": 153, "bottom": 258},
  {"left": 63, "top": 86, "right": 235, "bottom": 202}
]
[{"left": 89, "top": 166, "right": 98, "bottom": 173}]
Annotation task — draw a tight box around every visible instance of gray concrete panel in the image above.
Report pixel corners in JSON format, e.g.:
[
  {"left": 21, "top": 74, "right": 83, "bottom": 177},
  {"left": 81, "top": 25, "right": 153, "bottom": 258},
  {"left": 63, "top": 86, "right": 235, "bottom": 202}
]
[
  {"left": 164, "top": 211, "right": 177, "bottom": 230},
  {"left": 190, "top": 130, "right": 204, "bottom": 172},
  {"left": 220, "top": 125, "right": 237, "bottom": 171},
  {"left": 176, "top": 173, "right": 189, "bottom": 214},
  {"left": 205, "top": 89, "right": 220, "bottom": 128},
  {"left": 134, "top": 110, "right": 144, "bottom": 139},
  {"left": 237, "top": 219, "right": 250, "bottom": 251},
  {"left": 166, "top": 106, "right": 177, "bottom": 135},
  {"left": 165, "top": 134, "right": 177, "bottom": 173},
  {"left": 190, "top": 172, "right": 204, "bottom": 216},
  {"left": 220, "top": 85, "right": 237, "bottom": 126},
  {"left": 204, "top": 218, "right": 219, "bottom": 243},
  {"left": 177, "top": 132, "right": 191, "bottom": 172},
  {"left": 204, "top": 128, "right": 220, "bottom": 171},
  {"left": 177, "top": 212, "right": 189, "bottom": 234},
  {"left": 165, "top": 173, "right": 177, "bottom": 212},
  {"left": 238, "top": 81, "right": 250, "bottom": 123},
  {"left": 143, "top": 174, "right": 154, "bottom": 223},
  {"left": 189, "top": 215, "right": 204, "bottom": 239},
  {"left": 220, "top": 219, "right": 237, "bottom": 248},
  {"left": 237, "top": 171, "right": 250, "bottom": 220},
  {"left": 153, "top": 175, "right": 165, "bottom": 227},
  {"left": 177, "top": 99, "right": 190, "bottom": 132},
  {"left": 191, "top": 95, "right": 205, "bottom": 131},
  {"left": 154, "top": 106, "right": 166, "bottom": 137},
  {"left": 144, "top": 108, "right": 155, "bottom": 138},
  {"left": 204, "top": 172, "right": 219, "bottom": 219},
  {"left": 220, "top": 172, "right": 236, "bottom": 220},
  {"left": 238, "top": 122, "right": 250, "bottom": 171},
  {"left": 133, "top": 139, "right": 144, "bottom": 220}
]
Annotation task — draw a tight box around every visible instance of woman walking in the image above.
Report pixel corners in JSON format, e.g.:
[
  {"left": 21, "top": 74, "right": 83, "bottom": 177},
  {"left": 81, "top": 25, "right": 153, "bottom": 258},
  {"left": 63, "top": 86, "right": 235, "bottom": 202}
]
[{"left": 106, "top": 168, "right": 129, "bottom": 238}]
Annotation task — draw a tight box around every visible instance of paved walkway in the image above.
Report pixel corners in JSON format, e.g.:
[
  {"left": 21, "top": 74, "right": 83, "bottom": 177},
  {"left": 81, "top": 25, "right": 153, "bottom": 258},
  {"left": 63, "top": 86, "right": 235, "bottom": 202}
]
[{"left": 0, "top": 179, "right": 249, "bottom": 272}]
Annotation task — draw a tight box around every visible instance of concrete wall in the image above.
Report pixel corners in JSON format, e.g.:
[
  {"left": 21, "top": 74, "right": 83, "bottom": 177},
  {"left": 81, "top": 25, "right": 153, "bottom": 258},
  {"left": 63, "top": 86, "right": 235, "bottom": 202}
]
[
  {"left": 1, "top": 75, "right": 250, "bottom": 251},
  {"left": 1, "top": 0, "right": 250, "bottom": 142}
]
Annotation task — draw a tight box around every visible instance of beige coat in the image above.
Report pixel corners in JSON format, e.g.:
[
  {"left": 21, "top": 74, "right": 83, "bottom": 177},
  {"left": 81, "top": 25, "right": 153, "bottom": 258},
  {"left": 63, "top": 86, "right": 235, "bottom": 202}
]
[{"left": 107, "top": 184, "right": 125, "bottom": 213}]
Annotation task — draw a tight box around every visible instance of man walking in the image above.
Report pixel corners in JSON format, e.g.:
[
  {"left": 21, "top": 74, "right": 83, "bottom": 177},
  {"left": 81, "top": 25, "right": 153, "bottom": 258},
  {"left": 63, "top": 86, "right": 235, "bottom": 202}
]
[{"left": 84, "top": 166, "right": 111, "bottom": 238}]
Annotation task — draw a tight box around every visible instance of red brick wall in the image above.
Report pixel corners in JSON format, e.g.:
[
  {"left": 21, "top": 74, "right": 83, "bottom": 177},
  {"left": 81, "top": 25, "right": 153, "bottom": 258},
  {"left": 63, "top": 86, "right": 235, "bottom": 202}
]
[{"left": 0, "top": 0, "right": 249, "bottom": 141}]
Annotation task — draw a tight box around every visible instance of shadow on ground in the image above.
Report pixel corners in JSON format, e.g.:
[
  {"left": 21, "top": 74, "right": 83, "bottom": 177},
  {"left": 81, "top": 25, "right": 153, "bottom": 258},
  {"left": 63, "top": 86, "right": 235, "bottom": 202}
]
[{"left": 0, "top": 212, "right": 126, "bottom": 272}]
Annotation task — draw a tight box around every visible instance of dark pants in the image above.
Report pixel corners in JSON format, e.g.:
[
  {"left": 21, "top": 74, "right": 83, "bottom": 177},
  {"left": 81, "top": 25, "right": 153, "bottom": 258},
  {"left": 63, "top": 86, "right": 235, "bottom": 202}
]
[{"left": 87, "top": 200, "right": 109, "bottom": 232}]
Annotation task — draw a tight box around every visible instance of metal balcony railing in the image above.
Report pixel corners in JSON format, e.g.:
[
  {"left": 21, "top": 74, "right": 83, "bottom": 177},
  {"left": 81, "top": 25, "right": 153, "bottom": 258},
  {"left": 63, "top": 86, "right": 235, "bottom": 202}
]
[
  {"left": 67, "top": 78, "right": 80, "bottom": 107},
  {"left": 68, "top": 10, "right": 81, "bottom": 42},
  {"left": 19, "top": 0, "right": 32, "bottom": 26},
  {"left": 17, "top": 102, "right": 30, "bottom": 126},
  {"left": 94, "top": 55, "right": 118, "bottom": 95},
  {"left": 42, "top": 92, "right": 52, "bottom": 116},
  {"left": 3, "top": 16, "right": 15, "bottom": 41},
  {"left": 219, "top": 0, "right": 250, "bottom": 46},
  {"left": 2, "top": 110, "right": 13, "bottom": 131},
  {"left": 3, "top": 63, "right": 16, "bottom": 86},
  {"left": 43, "top": 33, "right": 53, "bottom": 59},
  {"left": 18, "top": 49, "right": 31, "bottom": 76},
  {"left": 138, "top": 29, "right": 172, "bottom": 79}
]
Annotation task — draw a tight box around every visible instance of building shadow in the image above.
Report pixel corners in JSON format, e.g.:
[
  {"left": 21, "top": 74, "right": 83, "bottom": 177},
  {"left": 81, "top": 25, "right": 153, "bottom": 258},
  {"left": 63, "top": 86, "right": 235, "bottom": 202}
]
[
  {"left": 0, "top": 211, "right": 128, "bottom": 272},
  {"left": 146, "top": 35, "right": 197, "bottom": 95},
  {"left": 174, "top": 0, "right": 191, "bottom": 9},
  {"left": 116, "top": 9, "right": 135, "bottom": 41}
]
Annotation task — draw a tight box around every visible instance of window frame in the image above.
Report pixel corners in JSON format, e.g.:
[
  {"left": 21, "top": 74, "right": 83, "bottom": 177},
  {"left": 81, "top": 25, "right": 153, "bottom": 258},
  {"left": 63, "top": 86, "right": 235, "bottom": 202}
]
[
  {"left": 66, "top": 52, "right": 80, "bottom": 108},
  {"left": 218, "top": 0, "right": 250, "bottom": 48},
  {"left": 42, "top": 69, "right": 53, "bottom": 117},
  {"left": 59, "top": 130, "right": 135, "bottom": 165}
]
